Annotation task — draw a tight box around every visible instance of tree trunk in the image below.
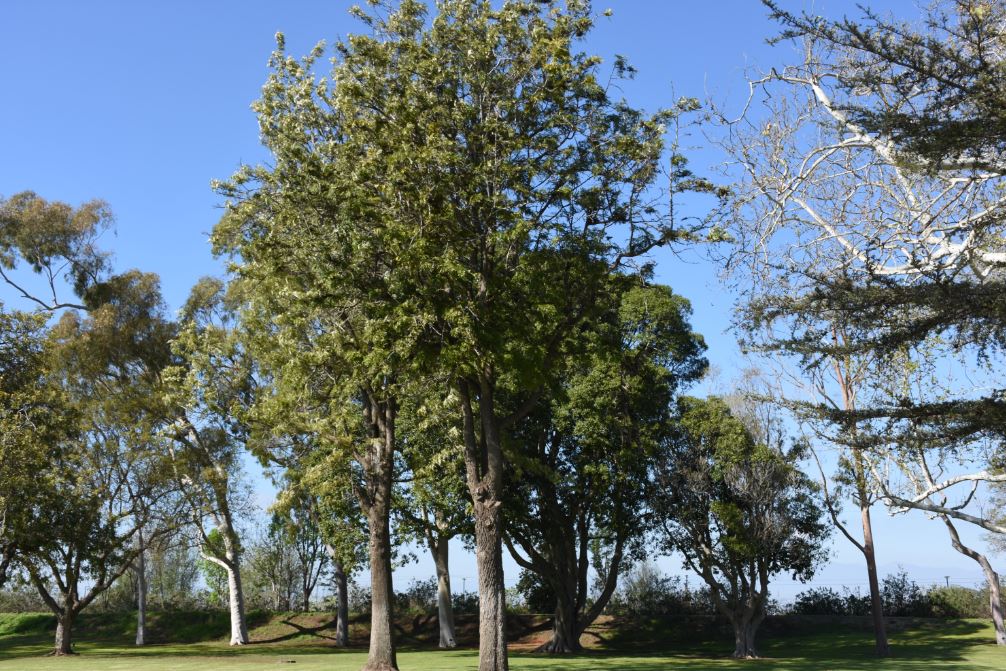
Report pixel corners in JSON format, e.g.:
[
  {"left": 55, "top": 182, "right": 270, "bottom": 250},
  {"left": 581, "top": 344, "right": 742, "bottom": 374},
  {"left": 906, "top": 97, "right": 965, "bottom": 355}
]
[
  {"left": 432, "top": 536, "right": 457, "bottom": 649},
  {"left": 942, "top": 515, "right": 1006, "bottom": 645},
  {"left": 989, "top": 575, "right": 1006, "bottom": 647},
  {"left": 220, "top": 534, "right": 250, "bottom": 646},
  {"left": 328, "top": 553, "right": 349, "bottom": 648},
  {"left": 303, "top": 586, "right": 311, "bottom": 612},
  {"left": 473, "top": 497, "right": 508, "bottom": 671},
  {"left": 541, "top": 590, "right": 581, "bottom": 653},
  {"left": 731, "top": 613, "right": 759, "bottom": 659},
  {"left": 363, "top": 494, "right": 397, "bottom": 671},
  {"left": 135, "top": 544, "right": 148, "bottom": 646},
  {"left": 53, "top": 611, "right": 76, "bottom": 656},
  {"left": 859, "top": 490, "right": 889, "bottom": 656}
]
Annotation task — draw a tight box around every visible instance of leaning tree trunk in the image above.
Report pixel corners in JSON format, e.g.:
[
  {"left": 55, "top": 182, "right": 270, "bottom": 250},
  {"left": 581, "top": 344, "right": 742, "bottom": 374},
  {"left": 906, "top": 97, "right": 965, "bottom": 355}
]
[
  {"left": 431, "top": 535, "right": 457, "bottom": 649},
  {"left": 943, "top": 515, "right": 1006, "bottom": 645},
  {"left": 856, "top": 470, "right": 890, "bottom": 656},
  {"left": 54, "top": 610, "right": 76, "bottom": 656},
  {"left": 135, "top": 543, "right": 148, "bottom": 646}
]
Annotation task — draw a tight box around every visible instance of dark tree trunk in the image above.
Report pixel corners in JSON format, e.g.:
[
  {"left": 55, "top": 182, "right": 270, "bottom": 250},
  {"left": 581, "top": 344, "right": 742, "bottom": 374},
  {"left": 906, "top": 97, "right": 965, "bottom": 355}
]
[
  {"left": 364, "top": 497, "right": 397, "bottom": 670},
  {"left": 731, "top": 612, "right": 760, "bottom": 659},
  {"left": 303, "top": 586, "right": 311, "bottom": 612},
  {"left": 459, "top": 379, "right": 509, "bottom": 671},
  {"left": 54, "top": 611, "right": 76, "bottom": 656},
  {"left": 858, "top": 481, "right": 889, "bottom": 656},
  {"left": 473, "top": 497, "right": 508, "bottom": 671},
  {"left": 432, "top": 536, "right": 457, "bottom": 648},
  {"left": 361, "top": 398, "right": 398, "bottom": 671},
  {"left": 541, "top": 591, "right": 581, "bottom": 653},
  {"left": 330, "top": 556, "right": 349, "bottom": 648}
]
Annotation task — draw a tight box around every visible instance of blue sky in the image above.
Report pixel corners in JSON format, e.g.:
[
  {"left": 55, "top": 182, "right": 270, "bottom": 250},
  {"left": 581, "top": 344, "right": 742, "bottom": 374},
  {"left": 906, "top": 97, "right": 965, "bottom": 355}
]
[{"left": 2, "top": 0, "right": 997, "bottom": 600}]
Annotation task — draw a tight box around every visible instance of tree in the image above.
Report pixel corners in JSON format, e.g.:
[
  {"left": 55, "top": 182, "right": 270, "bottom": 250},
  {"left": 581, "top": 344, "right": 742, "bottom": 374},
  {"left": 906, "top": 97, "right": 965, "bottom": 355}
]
[
  {"left": 163, "top": 278, "right": 256, "bottom": 646},
  {"left": 395, "top": 397, "right": 471, "bottom": 650},
  {"left": 0, "top": 309, "right": 68, "bottom": 588},
  {"left": 0, "top": 192, "right": 111, "bottom": 312},
  {"left": 504, "top": 282, "right": 706, "bottom": 652},
  {"left": 22, "top": 271, "right": 178, "bottom": 655},
  {"left": 213, "top": 3, "right": 712, "bottom": 668},
  {"left": 714, "top": 2, "right": 1006, "bottom": 652},
  {"left": 269, "top": 495, "right": 330, "bottom": 612},
  {"left": 654, "top": 396, "right": 829, "bottom": 659}
]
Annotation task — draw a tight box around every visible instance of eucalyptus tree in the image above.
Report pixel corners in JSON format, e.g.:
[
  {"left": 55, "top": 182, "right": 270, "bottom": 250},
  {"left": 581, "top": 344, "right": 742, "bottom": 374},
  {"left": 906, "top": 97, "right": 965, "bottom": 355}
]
[
  {"left": 162, "top": 278, "right": 256, "bottom": 646},
  {"left": 714, "top": 1, "right": 1006, "bottom": 653},
  {"left": 214, "top": 3, "right": 710, "bottom": 668},
  {"left": 654, "top": 396, "right": 829, "bottom": 659},
  {"left": 0, "top": 308, "right": 71, "bottom": 588},
  {"left": 22, "top": 271, "right": 179, "bottom": 655},
  {"left": 395, "top": 392, "right": 472, "bottom": 649},
  {"left": 0, "top": 192, "right": 111, "bottom": 312},
  {"left": 504, "top": 282, "right": 706, "bottom": 653}
]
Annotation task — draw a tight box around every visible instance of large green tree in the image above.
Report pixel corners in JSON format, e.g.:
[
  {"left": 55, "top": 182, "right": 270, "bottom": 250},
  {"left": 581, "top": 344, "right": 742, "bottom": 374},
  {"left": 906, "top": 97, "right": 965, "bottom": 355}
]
[
  {"left": 504, "top": 282, "right": 706, "bottom": 652},
  {"left": 214, "top": 3, "right": 711, "bottom": 668},
  {"left": 654, "top": 396, "right": 829, "bottom": 659},
  {"left": 23, "top": 271, "right": 179, "bottom": 655}
]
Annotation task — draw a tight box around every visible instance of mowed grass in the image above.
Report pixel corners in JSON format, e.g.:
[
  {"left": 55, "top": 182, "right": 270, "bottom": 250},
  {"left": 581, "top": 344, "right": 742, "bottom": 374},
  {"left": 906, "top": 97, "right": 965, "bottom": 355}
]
[{"left": 0, "top": 612, "right": 1003, "bottom": 670}]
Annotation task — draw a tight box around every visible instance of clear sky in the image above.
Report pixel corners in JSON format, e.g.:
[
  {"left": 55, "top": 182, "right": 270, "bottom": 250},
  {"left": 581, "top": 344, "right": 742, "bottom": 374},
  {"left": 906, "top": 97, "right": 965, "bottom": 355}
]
[{"left": 2, "top": 0, "right": 997, "bottom": 600}]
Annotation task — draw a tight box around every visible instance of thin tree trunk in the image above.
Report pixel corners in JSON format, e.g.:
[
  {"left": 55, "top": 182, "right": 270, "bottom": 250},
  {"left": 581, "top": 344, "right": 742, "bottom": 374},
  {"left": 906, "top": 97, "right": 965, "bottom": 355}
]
[
  {"left": 943, "top": 515, "right": 1006, "bottom": 645},
  {"left": 432, "top": 536, "right": 457, "bottom": 648},
  {"left": 135, "top": 543, "right": 148, "bottom": 646},
  {"left": 856, "top": 469, "right": 889, "bottom": 656},
  {"left": 333, "top": 559, "right": 350, "bottom": 648}
]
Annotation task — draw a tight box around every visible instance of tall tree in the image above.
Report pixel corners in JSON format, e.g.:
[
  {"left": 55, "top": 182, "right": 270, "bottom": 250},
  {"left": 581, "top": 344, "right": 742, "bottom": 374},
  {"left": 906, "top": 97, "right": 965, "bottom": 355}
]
[
  {"left": 163, "top": 278, "right": 255, "bottom": 646},
  {"left": 23, "top": 271, "right": 178, "bottom": 655},
  {"left": 0, "top": 309, "right": 71, "bottom": 588},
  {"left": 214, "top": 3, "right": 712, "bottom": 668},
  {"left": 504, "top": 282, "right": 706, "bottom": 652},
  {"left": 654, "top": 395, "right": 829, "bottom": 659}
]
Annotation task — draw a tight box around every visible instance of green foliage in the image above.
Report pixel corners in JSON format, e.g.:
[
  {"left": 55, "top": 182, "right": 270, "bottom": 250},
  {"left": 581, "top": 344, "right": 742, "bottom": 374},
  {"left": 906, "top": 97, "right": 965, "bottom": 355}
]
[{"left": 654, "top": 396, "right": 829, "bottom": 626}]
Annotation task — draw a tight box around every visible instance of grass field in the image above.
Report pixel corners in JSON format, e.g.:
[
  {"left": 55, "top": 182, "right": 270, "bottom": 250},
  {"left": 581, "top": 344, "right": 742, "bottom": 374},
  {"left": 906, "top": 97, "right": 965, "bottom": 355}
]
[{"left": 0, "top": 612, "right": 1003, "bottom": 670}]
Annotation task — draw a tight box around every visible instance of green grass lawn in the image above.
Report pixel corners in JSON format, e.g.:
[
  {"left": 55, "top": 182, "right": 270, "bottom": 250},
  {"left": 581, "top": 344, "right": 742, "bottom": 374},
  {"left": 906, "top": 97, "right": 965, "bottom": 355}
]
[{"left": 0, "top": 613, "right": 1003, "bottom": 670}]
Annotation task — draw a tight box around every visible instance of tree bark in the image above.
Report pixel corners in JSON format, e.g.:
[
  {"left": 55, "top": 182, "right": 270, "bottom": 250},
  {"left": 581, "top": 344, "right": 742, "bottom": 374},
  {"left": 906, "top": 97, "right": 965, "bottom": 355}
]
[
  {"left": 333, "top": 559, "right": 350, "bottom": 647},
  {"left": 54, "top": 611, "right": 76, "bottom": 656},
  {"left": 363, "top": 492, "right": 397, "bottom": 670},
  {"left": 361, "top": 397, "right": 398, "bottom": 671},
  {"left": 542, "top": 589, "right": 580, "bottom": 653},
  {"left": 473, "top": 497, "right": 508, "bottom": 671},
  {"left": 942, "top": 515, "right": 1006, "bottom": 645},
  {"left": 731, "top": 614, "right": 759, "bottom": 659},
  {"left": 431, "top": 536, "right": 457, "bottom": 648},
  {"left": 459, "top": 379, "right": 509, "bottom": 671},
  {"left": 857, "top": 471, "right": 889, "bottom": 656},
  {"left": 216, "top": 530, "right": 250, "bottom": 646},
  {"left": 135, "top": 544, "right": 148, "bottom": 646}
]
